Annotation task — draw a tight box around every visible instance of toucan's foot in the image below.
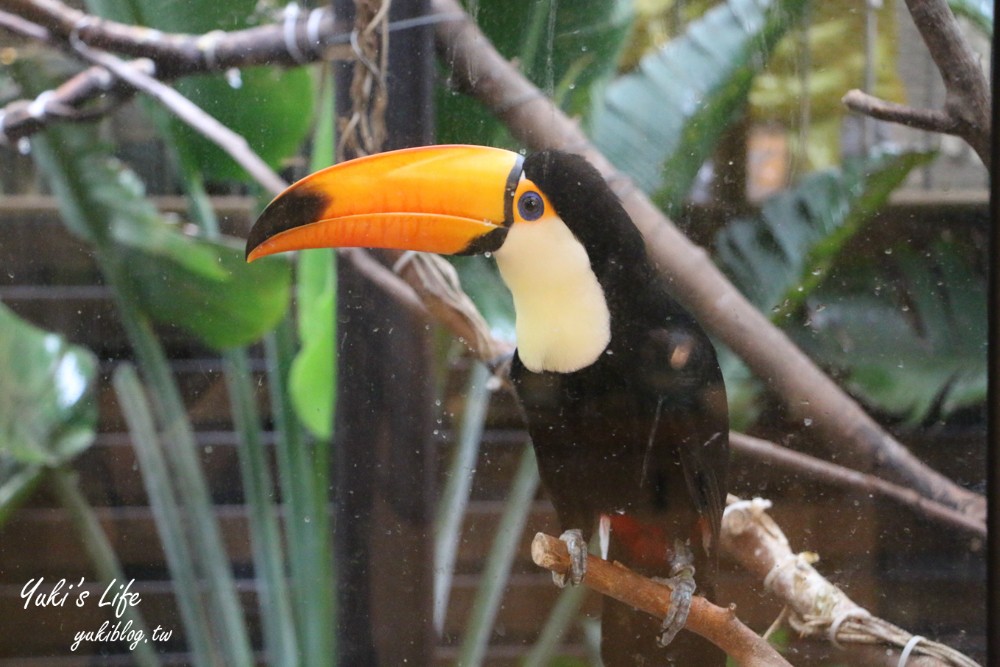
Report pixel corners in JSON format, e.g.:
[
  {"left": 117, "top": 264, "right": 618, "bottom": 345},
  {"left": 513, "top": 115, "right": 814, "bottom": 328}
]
[
  {"left": 654, "top": 539, "right": 696, "bottom": 647},
  {"left": 553, "top": 528, "right": 587, "bottom": 588}
]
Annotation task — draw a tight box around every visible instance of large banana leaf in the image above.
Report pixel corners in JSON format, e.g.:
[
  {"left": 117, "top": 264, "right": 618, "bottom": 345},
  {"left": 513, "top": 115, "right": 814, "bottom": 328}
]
[
  {"left": 0, "top": 303, "right": 97, "bottom": 523},
  {"left": 796, "top": 245, "right": 986, "bottom": 424},
  {"left": 715, "top": 150, "right": 933, "bottom": 317},
  {"left": 589, "top": 0, "right": 809, "bottom": 213}
]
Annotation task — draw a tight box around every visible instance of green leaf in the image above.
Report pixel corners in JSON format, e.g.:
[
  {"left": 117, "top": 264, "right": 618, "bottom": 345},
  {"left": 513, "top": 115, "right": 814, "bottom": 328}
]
[
  {"left": 715, "top": 150, "right": 934, "bottom": 317},
  {"left": 0, "top": 303, "right": 97, "bottom": 467},
  {"left": 795, "top": 244, "right": 986, "bottom": 424},
  {"left": 290, "top": 250, "right": 337, "bottom": 439},
  {"left": 28, "top": 115, "right": 292, "bottom": 351},
  {"left": 124, "top": 236, "right": 292, "bottom": 350},
  {"left": 589, "top": 0, "right": 809, "bottom": 213}
]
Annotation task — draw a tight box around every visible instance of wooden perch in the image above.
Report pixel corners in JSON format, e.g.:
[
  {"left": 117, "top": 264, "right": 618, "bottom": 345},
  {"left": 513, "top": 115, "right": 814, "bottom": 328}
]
[
  {"left": 533, "top": 499, "right": 981, "bottom": 667},
  {"left": 530, "top": 532, "right": 793, "bottom": 667}
]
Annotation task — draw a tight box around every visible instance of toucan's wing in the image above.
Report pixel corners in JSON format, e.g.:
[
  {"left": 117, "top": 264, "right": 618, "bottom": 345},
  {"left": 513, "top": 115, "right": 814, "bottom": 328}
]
[{"left": 637, "top": 324, "right": 729, "bottom": 556}]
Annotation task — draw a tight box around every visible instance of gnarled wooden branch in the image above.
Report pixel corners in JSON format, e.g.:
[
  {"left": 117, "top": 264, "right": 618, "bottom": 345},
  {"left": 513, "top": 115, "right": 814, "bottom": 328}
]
[
  {"left": 842, "top": 0, "right": 991, "bottom": 167},
  {"left": 722, "top": 497, "right": 980, "bottom": 667}
]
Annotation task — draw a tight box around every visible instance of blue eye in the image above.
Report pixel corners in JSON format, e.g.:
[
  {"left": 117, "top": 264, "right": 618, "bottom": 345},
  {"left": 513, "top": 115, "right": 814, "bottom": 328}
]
[{"left": 517, "top": 191, "right": 544, "bottom": 221}]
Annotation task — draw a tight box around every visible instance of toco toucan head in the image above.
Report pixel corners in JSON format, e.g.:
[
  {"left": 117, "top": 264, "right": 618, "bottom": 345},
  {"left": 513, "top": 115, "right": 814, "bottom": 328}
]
[{"left": 246, "top": 145, "right": 647, "bottom": 374}]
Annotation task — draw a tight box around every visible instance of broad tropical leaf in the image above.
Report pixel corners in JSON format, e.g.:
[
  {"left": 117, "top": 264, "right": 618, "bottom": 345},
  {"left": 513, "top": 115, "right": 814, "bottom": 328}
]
[
  {"left": 796, "top": 245, "right": 986, "bottom": 424},
  {"left": 589, "top": 0, "right": 810, "bottom": 212},
  {"left": 0, "top": 303, "right": 97, "bottom": 523},
  {"left": 715, "top": 150, "right": 933, "bottom": 317},
  {"left": 0, "top": 303, "right": 96, "bottom": 465},
  {"left": 28, "top": 120, "right": 291, "bottom": 350}
]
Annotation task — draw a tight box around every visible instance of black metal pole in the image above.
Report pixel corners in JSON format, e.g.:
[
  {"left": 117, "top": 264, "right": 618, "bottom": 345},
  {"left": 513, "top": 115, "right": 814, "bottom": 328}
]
[{"left": 332, "top": 0, "right": 435, "bottom": 664}]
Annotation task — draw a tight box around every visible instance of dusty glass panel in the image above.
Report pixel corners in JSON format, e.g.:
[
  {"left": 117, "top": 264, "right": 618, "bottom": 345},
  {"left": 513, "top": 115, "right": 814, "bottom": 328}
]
[{"left": 0, "top": 0, "right": 987, "bottom": 665}]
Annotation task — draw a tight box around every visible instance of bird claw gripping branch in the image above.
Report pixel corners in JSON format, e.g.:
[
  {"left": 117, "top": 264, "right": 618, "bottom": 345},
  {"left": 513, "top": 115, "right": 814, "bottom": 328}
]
[
  {"left": 553, "top": 528, "right": 587, "bottom": 588},
  {"left": 655, "top": 539, "right": 697, "bottom": 647}
]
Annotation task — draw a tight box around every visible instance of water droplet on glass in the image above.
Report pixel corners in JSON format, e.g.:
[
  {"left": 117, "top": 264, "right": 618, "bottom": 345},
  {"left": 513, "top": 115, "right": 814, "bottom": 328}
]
[
  {"left": 884, "top": 248, "right": 893, "bottom": 255},
  {"left": 484, "top": 251, "right": 492, "bottom": 259},
  {"left": 226, "top": 68, "right": 243, "bottom": 89},
  {"left": 803, "top": 417, "right": 813, "bottom": 426}
]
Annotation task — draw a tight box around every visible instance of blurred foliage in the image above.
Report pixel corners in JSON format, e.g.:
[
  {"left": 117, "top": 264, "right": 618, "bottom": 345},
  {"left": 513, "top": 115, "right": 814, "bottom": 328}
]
[
  {"left": 948, "top": 0, "right": 994, "bottom": 37},
  {"left": 624, "top": 0, "right": 907, "bottom": 170},
  {"left": 716, "top": 150, "right": 934, "bottom": 318},
  {"left": 590, "top": 0, "right": 809, "bottom": 213},
  {"left": 437, "top": 0, "right": 633, "bottom": 147},
  {"left": 712, "top": 140, "right": 986, "bottom": 425},
  {"left": 27, "top": 117, "right": 292, "bottom": 350},
  {"left": 0, "top": 302, "right": 97, "bottom": 468},
  {"left": 0, "top": 304, "right": 97, "bottom": 523},
  {"left": 798, "top": 243, "right": 987, "bottom": 425}
]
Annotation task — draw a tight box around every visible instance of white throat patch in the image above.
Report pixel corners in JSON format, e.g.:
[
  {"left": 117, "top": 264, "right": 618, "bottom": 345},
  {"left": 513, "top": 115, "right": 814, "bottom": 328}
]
[{"left": 494, "top": 217, "right": 611, "bottom": 374}]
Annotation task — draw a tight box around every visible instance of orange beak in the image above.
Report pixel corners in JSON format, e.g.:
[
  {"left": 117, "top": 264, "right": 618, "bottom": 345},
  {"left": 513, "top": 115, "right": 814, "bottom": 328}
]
[{"left": 245, "top": 145, "right": 525, "bottom": 262}]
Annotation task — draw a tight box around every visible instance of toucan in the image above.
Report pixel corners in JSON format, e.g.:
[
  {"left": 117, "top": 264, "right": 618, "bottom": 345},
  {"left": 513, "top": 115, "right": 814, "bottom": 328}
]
[{"left": 245, "top": 145, "right": 729, "bottom": 666}]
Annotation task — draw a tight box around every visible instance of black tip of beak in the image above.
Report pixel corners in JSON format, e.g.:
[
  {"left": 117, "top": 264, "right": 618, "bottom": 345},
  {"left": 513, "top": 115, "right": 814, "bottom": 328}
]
[{"left": 245, "top": 189, "right": 331, "bottom": 260}]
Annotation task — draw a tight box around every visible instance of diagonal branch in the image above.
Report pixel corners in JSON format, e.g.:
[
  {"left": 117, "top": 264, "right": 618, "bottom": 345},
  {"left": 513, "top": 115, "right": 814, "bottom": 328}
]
[
  {"left": 67, "top": 39, "right": 287, "bottom": 194},
  {"left": 427, "top": 0, "right": 985, "bottom": 525}
]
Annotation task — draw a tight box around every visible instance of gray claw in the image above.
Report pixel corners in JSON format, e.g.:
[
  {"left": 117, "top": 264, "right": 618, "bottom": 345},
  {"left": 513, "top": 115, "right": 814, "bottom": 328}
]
[
  {"left": 654, "top": 539, "right": 697, "bottom": 647},
  {"left": 553, "top": 528, "right": 587, "bottom": 588}
]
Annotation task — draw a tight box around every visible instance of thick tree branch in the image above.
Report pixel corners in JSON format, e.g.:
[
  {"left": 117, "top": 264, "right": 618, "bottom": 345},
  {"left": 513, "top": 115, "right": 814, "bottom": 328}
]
[
  {"left": 843, "top": 0, "right": 991, "bottom": 166},
  {"left": 427, "top": 0, "right": 985, "bottom": 524},
  {"left": 531, "top": 531, "right": 793, "bottom": 667},
  {"left": 722, "top": 498, "right": 980, "bottom": 667}
]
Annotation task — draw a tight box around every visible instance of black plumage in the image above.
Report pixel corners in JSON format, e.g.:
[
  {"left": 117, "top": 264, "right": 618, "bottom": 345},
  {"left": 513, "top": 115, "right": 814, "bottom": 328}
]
[{"left": 512, "top": 151, "right": 729, "bottom": 666}]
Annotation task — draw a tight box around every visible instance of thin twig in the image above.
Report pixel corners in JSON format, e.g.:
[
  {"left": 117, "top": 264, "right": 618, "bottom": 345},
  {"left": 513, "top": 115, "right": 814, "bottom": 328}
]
[
  {"left": 68, "top": 39, "right": 288, "bottom": 194},
  {"left": 729, "top": 432, "right": 984, "bottom": 536},
  {"left": 842, "top": 90, "right": 957, "bottom": 134}
]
